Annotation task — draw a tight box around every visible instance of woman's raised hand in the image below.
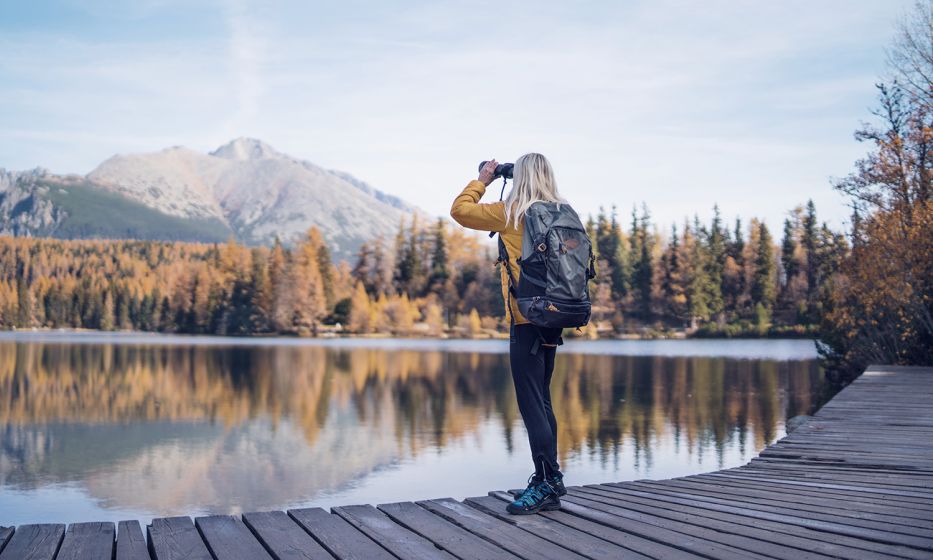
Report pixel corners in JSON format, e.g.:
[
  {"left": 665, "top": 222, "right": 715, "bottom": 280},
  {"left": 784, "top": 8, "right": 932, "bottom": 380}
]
[{"left": 478, "top": 159, "right": 498, "bottom": 186}]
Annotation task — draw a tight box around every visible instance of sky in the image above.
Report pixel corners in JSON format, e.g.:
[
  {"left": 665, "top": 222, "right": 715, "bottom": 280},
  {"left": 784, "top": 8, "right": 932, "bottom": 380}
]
[{"left": 0, "top": 0, "right": 916, "bottom": 232}]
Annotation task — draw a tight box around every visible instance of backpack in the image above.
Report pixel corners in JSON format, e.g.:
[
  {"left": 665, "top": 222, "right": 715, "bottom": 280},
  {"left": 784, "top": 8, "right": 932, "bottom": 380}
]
[{"left": 498, "top": 201, "right": 596, "bottom": 332}]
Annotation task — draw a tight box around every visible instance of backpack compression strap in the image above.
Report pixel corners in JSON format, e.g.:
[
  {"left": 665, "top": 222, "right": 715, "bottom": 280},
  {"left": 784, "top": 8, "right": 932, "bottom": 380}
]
[{"left": 498, "top": 234, "right": 561, "bottom": 355}]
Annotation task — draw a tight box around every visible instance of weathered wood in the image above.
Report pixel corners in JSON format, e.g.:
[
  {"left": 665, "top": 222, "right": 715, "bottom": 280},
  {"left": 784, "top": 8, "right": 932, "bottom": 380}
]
[
  {"left": 709, "top": 470, "right": 933, "bottom": 501},
  {"left": 333, "top": 505, "right": 454, "bottom": 560},
  {"left": 465, "top": 495, "right": 652, "bottom": 560},
  {"left": 603, "top": 482, "right": 933, "bottom": 550},
  {"left": 196, "top": 515, "right": 272, "bottom": 560},
  {"left": 57, "top": 522, "right": 115, "bottom": 560},
  {"left": 148, "top": 517, "right": 211, "bottom": 560},
  {"left": 418, "top": 498, "right": 589, "bottom": 560},
  {"left": 0, "top": 528, "right": 12, "bottom": 555},
  {"left": 557, "top": 494, "right": 763, "bottom": 560},
  {"left": 288, "top": 507, "right": 394, "bottom": 560},
  {"left": 572, "top": 485, "right": 917, "bottom": 560},
  {"left": 490, "top": 490, "right": 706, "bottom": 560},
  {"left": 0, "top": 524, "right": 64, "bottom": 560},
  {"left": 242, "top": 510, "right": 334, "bottom": 560},
  {"left": 116, "top": 521, "right": 150, "bottom": 560},
  {"left": 634, "top": 479, "right": 933, "bottom": 532},
  {"left": 680, "top": 476, "right": 933, "bottom": 521},
  {"left": 377, "top": 501, "right": 518, "bottom": 560},
  {"left": 701, "top": 474, "right": 933, "bottom": 513}
]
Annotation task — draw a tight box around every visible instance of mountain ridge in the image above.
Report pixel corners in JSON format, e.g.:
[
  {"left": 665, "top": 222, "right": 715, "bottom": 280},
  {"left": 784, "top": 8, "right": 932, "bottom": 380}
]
[{"left": 0, "top": 138, "right": 421, "bottom": 260}]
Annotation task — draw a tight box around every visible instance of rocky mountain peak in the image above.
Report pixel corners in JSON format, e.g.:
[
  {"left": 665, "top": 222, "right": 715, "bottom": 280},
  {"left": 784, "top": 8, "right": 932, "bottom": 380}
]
[{"left": 210, "top": 137, "right": 282, "bottom": 161}]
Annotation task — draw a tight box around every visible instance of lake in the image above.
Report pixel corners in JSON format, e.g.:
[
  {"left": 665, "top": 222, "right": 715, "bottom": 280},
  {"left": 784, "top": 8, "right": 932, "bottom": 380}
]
[{"left": 0, "top": 333, "right": 832, "bottom": 527}]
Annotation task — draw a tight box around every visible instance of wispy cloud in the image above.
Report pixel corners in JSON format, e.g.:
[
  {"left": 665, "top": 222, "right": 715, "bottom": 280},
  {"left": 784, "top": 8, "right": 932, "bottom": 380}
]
[{"left": 222, "top": 0, "right": 265, "bottom": 138}]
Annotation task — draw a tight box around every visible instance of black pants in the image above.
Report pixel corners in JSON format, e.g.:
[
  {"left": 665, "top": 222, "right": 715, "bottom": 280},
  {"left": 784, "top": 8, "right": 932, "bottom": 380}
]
[{"left": 510, "top": 323, "right": 563, "bottom": 479}]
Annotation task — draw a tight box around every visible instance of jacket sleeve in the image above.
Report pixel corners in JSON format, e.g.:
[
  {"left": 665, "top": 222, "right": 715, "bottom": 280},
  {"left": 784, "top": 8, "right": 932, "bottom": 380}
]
[{"left": 450, "top": 180, "right": 508, "bottom": 232}]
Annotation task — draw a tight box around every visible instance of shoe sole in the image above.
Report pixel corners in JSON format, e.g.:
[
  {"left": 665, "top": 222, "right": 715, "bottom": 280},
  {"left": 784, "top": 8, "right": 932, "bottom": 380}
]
[
  {"left": 506, "top": 499, "right": 561, "bottom": 515},
  {"left": 508, "top": 488, "right": 567, "bottom": 498}
]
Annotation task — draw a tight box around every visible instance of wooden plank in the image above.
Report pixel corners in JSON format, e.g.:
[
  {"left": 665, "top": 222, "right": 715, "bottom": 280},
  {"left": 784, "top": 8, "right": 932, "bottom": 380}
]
[
  {"left": 148, "top": 517, "right": 212, "bottom": 560},
  {"left": 581, "top": 484, "right": 933, "bottom": 559},
  {"left": 116, "top": 521, "right": 150, "bottom": 560},
  {"left": 552, "top": 495, "right": 756, "bottom": 560},
  {"left": 701, "top": 474, "right": 933, "bottom": 513},
  {"left": 0, "top": 528, "right": 12, "bottom": 556},
  {"left": 485, "top": 491, "right": 726, "bottom": 560},
  {"left": 377, "top": 501, "right": 518, "bottom": 560},
  {"left": 572, "top": 486, "right": 919, "bottom": 560},
  {"left": 418, "top": 498, "right": 589, "bottom": 560},
  {"left": 639, "top": 479, "right": 933, "bottom": 532},
  {"left": 603, "top": 482, "right": 933, "bottom": 551},
  {"left": 465, "top": 495, "right": 652, "bottom": 560},
  {"left": 565, "top": 489, "right": 842, "bottom": 560},
  {"left": 242, "top": 511, "right": 334, "bottom": 560},
  {"left": 288, "top": 507, "right": 394, "bottom": 560},
  {"left": 708, "top": 470, "right": 933, "bottom": 501},
  {"left": 57, "top": 522, "right": 115, "bottom": 560},
  {"left": 0, "top": 524, "right": 64, "bottom": 560},
  {"left": 679, "top": 476, "right": 933, "bottom": 521},
  {"left": 196, "top": 515, "right": 272, "bottom": 560},
  {"left": 726, "top": 464, "right": 933, "bottom": 485},
  {"left": 333, "top": 505, "right": 454, "bottom": 560},
  {"left": 741, "top": 465, "right": 933, "bottom": 488}
]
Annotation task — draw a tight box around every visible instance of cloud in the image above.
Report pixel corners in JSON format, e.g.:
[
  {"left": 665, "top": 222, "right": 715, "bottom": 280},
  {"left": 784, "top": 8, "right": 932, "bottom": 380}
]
[{"left": 222, "top": 0, "right": 266, "bottom": 138}]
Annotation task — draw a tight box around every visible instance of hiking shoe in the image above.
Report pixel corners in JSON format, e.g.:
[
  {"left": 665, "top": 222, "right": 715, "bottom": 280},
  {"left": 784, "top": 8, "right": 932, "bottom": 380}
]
[
  {"left": 508, "top": 473, "right": 566, "bottom": 499},
  {"left": 508, "top": 473, "right": 543, "bottom": 499},
  {"left": 506, "top": 480, "right": 560, "bottom": 515},
  {"left": 547, "top": 473, "right": 567, "bottom": 497}
]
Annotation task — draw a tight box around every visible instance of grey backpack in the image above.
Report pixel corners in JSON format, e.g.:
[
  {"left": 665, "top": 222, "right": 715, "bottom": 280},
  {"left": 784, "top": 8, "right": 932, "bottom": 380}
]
[{"left": 498, "top": 201, "right": 596, "bottom": 332}]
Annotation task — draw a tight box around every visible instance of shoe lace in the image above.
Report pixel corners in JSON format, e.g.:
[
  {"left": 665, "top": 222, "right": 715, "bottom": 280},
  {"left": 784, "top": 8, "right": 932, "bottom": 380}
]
[
  {"left": 524, "top": 473, "right": 539, "bottom": 490},
  {"left": 517, "top": 479, "right": 554, "bottom": 507}
]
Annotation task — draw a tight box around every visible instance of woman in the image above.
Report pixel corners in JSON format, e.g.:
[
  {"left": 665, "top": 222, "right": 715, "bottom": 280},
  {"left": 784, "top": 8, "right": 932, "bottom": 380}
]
[{"left": 450, "top": 153, "right": 568, "bottom": 515}]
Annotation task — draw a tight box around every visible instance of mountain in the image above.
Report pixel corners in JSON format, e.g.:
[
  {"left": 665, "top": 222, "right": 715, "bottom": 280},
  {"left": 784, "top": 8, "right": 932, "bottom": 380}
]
[{"left": 0, "top": 138, "right": 420, "bottom": 260}]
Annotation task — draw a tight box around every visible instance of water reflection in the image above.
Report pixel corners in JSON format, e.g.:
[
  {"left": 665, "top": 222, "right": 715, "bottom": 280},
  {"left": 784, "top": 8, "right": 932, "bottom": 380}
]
[{"left": 0, "top": 337, "right": 830, "bottom": 526}]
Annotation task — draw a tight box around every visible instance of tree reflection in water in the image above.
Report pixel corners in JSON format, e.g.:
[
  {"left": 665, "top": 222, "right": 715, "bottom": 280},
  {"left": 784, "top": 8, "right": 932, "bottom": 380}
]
[{"left": 0, "top": 339, "right": 830, "bottom": 525}]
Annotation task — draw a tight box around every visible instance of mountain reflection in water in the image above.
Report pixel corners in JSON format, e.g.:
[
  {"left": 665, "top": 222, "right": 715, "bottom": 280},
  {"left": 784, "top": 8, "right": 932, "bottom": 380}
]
[{"left": 0, "top": 336, "right": 830, "bottom": 526}]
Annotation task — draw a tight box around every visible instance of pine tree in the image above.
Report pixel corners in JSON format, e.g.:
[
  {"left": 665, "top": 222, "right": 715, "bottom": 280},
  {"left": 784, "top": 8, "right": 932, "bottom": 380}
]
[
  {"left": 348, "top": 281, "right": 372, "bottom": 333},
  {"left": 781, "top": 218, "right": 799, "bottom": 285},
  {"left": 752, "top": 222, "right": 776, "bottom": 311},
  {"left": 100, "top": 290, "right": 115, "bottom": 331},
  {"left": 370, "top": 237, "right": 391, "bottom": 295},
  {"left": 428, "top": 218, "right": 449, "bottom": 292},
  {"left": 705, "top": 206, "right": 725, "bottom": 317},
  {"left": 311, "top": 229, "right": 336, "bottom": 309},
  {"left": 16, "top": 278, "right": 33, "bottom": 327},
  {"left": 630, "top": 205, "right": 654, "bottom": 318},
  {"left": 802, "top": 199, "right": 818, "bottom": 302},
  {"left": 660, "top": 224, "right": 688, "bottom": 320},
  {"left": 352, "top": 242, "right": 374, "bottom": 292},
  {"left": 250, "top": 250, "right": 272, "bottom": 332},
  {"left": 686, "top": 218, "right": 713, "bottom": 322}
]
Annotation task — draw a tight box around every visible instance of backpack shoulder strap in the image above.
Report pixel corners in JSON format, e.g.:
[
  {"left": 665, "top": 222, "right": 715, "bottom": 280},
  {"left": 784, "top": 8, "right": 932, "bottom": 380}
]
[{"left": 497, "top": 233, "right": 518, "bottom": 327}]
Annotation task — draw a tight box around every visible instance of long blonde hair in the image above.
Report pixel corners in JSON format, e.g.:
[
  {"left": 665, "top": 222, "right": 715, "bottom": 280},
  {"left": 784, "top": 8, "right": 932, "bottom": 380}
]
[{"left": 503, "top": 153, "right": 564, "bottom": 230}]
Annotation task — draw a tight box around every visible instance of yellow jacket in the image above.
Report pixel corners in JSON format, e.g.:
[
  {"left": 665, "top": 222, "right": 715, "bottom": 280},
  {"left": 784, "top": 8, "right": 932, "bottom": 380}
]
[{"left": 450, "top": 179, "right": 528, "bottom": 324}]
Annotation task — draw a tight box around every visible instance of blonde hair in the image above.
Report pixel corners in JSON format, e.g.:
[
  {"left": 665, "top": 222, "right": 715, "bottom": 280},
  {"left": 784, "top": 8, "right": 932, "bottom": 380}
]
[{"left": 503, "top": 153, "right": 564, "bottom": 230}]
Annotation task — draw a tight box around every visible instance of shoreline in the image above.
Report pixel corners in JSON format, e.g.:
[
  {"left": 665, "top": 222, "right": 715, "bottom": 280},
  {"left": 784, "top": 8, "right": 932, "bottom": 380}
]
[{"left": 0, "top": 326, "right": 819, "bottom": 341}]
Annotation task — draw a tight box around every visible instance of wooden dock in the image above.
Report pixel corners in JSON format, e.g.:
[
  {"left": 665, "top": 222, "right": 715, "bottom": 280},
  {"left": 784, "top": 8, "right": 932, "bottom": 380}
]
[{"left": 1, "top": 364, "right": 931, "bottom": 559}]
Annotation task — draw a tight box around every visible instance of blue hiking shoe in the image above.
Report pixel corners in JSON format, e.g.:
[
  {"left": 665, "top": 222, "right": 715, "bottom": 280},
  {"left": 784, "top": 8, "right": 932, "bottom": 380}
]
[
  {"left": 508, "top": 473, "right": 566, "bottom": 499},
  {"left": 506, "top": 479, "right": 560, "bottom": 515}
]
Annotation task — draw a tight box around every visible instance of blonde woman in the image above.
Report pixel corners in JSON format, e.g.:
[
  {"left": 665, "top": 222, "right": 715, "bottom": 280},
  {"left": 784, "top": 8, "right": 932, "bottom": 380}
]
[{"left": 450, "top": 153, "right": 568, "bottom": 514}]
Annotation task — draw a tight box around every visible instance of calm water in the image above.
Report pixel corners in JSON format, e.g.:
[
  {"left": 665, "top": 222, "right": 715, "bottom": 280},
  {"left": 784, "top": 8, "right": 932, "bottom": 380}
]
[{"left": 0, "top": 333, "right": 832, "bottom": 527}]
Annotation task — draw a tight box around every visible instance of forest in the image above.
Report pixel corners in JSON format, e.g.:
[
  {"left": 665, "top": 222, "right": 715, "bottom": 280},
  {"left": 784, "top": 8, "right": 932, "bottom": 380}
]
[{"left": 0, "top": 199, "right": 842, "bottom": 339}]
